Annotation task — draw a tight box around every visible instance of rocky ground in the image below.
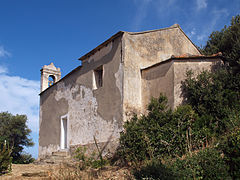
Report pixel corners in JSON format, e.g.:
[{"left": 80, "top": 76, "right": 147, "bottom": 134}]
[{"left": 1, "top": 163, "right": 132, "bottom": 180}]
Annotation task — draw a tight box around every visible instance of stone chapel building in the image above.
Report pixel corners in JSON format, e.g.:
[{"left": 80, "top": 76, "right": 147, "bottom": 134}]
[{"left": 39, "top": 24, "right": 222, "bottom": 159}]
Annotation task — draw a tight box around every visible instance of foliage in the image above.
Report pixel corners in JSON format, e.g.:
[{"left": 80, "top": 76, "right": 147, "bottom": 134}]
[
  {"left": 118, "top": 15, "right": 240, "bottom": 178},
  {"left": 0, "top": 143, "right": 13, "bottom": 175},
  {"left": 133, "top": 148, "right": 230, "bottom": 180},
  {"left": 118, "top": 94, "right": 202, "bottom": 164},
  {"left": 0, "top": 112, "right": 34, "bottom": 164},
  {"left": 171, "top": 148, "right": 230, "bottom": 180},
  {"left": 17, "top": 152, "right": 35, "bottom": 164},
  {"left": 133, "top": 159, "right": 176, "bottom": 180},
  {"left": 202, "top": 15, "right": 240, "bottom": 70},
  {"left": 74, "top": 146, "right": 108, "bottom": 170},
  {"left": 218, "top": 128, "right": 240, "bottom": 179},
  {"left": 183, "top": 69, "right": 240, "bottom": 139},
  {"left": 118, "top": 94, "right": 239, "bottom": 178}
]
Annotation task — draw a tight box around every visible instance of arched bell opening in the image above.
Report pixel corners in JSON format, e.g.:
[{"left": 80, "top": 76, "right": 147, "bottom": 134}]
[{"left": 48, "top": 75, "right": 56, "bottom": 87}]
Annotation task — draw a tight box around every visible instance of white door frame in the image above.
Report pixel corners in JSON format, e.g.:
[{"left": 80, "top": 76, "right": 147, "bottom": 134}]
[{"left": 60, "top": 114, "right": 68, "bottom": 150}]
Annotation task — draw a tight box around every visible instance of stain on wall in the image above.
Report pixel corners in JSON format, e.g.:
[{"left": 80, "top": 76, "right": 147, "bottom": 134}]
[
  {"left": 39, "top": 26, "right": 220, "bottom": 159},
  {"left": 173, "top": 59, "right": 222, "bottom": 108},
  {"left": 39, "top": 36, "right": 123, "bottom": 158},
  {"left": 141, "top": 61, "right": 174, "bottom": 111},
  {"left": 123, "top": 26, "right": 201, "bottom": 120}
]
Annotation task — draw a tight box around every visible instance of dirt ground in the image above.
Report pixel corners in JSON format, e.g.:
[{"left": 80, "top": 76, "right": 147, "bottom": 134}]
[
  {"left": 1, "top": 163, "right": 132, "bottom": 180},
  {"left": 1, "top": 164, "right": 59, "bottom": 180}
]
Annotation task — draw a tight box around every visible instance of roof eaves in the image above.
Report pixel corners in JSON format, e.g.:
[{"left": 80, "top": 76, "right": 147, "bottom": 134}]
[
  {"left": 78, "top": 31, "right": 125, "bottom": 61},
  {"left": 126, "top": 24, "right": 180, "bottom": 35},
  {"left": 141, "top": 53, "right": 223, "bottom": 71}
]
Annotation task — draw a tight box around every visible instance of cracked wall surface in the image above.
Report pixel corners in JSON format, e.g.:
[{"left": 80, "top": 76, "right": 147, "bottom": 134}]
[
  {"left": 141, "top": 58, "right": 222, "bottom": 112},
  {"left": 39, "top": 26, "right": 220, "bottom": 159},
  {"left": 39, "top": 36, "right": 123, "bottom": 158},
  {"left": 123, "top": 26, "right": 200, "bottom": 120}
]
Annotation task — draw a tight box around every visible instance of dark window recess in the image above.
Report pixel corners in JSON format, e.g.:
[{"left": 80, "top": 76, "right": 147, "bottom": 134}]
[{"left": 94, "top": 66, "right": 103, "bottom": 89}]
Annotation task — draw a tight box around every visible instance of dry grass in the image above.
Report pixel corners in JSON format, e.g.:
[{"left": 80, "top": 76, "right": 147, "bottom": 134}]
[
  {"left": 47, "top": 162, "right": 133, "bottom": 180},
  {"left": 1, "top": 162, "right": 133, "bottom": 180}
]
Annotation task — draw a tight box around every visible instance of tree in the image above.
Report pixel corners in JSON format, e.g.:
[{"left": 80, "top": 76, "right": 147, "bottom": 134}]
[
  {"left": 202, "top": 15, "right": 240, "bottom": 71},
  {"left": 0, "top": 112, "right": 34, "bottom": 163}
]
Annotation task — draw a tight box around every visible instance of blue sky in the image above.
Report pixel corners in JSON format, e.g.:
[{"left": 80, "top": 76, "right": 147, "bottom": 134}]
[{"left": 0, "top": 0, "right": 239, "bottom": 158}]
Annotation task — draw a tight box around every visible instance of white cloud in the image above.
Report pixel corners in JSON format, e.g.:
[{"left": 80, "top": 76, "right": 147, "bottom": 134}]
[
  {"left": 195, "top": 8, "right": 229, "bottom": 45},
  {"left": 187, "top": 28, "right": 196, "bottom": 39},
  {"left": 0, "top": 46, "right": 11, "bottom": 58},
  {"left": 0, "top": 66, "right": 39, "bottom": 133},
  {"left": 197, "top": 34, "right": 206, "bottom": 41},
  {"left": 131, "top": 0, "right": 152, "bottom": 31},
  {"left": 196, "top": 0, "right": 207, "bottom": 10},
  {"left": 0, "top": 66, "right": 8, "bottom": 74}
]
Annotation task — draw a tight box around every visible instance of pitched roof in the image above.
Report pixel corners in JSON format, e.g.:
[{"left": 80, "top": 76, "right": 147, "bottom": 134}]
[
  {"left": 78, "top": 31, "right": 124, "bottom": 61},
  {"left": 170, "top": 52, "right": 222, "bottom": 59},
  {"left": 78, "top": 24, "right": 201, "bottom": 61}
]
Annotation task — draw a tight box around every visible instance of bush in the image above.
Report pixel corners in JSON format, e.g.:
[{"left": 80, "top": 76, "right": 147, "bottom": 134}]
[
  {"left": 74, "top": 142, "right": 108, "bottom": 170},
  {"left": 117, "top": 95, "right": 171, "bottom": 164},
  {"left": 171, "top": 148, "right": 230, "bottom": 180},
  {"left": 0, "top": 143, "right": 12, "bottom": 175},
  {"left": 133, "top": 148, "right": 230, "bottom": 180},
  {"left": 17, "top": 152, "right": 35, "bottom": 164},
  {"left": 118, "top": 94, "right": 201, "bottom": 164},
  {"left": 183, "top": 69, "right": 240, "bottom": 139},
  {"left": 133, "top": 159, "right": 176, "bottom": 180},
  {"left": 117, "top": 115, "right": 150, "bottom": 164},
  {"left": 218, "top": 128, "right": 240, "bottom": 179}
]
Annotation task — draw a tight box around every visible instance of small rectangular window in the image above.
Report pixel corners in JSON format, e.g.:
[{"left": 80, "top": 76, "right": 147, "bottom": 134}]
[{"left": 93, "top": 65, "right": 103, "bottom": 89}]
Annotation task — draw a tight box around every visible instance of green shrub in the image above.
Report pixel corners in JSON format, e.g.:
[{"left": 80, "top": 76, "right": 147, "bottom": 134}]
[
  {"left": 171, "top": 148, "right": 230, "bottom": 180},
  {"left": 118, "top": 94, "right": 201, "bottom": 164},
  {"left": 133, "top": 148, "right": 230, "bottom": 180},
  {"left": 118, "top": 115, "right": 150, "bottom": 164},
  {"left": 133, "top": 159, "right": 176, "bottom": 180},
  {"left": 0, "top": 143, "right": 13, "bottom": 175},
  {"left": 183, "top": 69, "right": 240, "bottom": 138},
  {"left": 117, "top": 95, "right": 170, "bottom": 164},
  {"left": 171, "top": 105, "right": 199, "bottom": 155},
  {"left": 17, "top": 152, "right": 35, "bottom": 164},
  {"left": 74, "top": 145, "right": 108, "bottom": 170},
  {"left": 218, "top": 128, "right": 240, "bottom": 179}
]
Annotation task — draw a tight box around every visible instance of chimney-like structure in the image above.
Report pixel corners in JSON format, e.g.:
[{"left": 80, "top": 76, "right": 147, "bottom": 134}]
[{"left": 40, "top": 62, "right": 61, "bottom": 92}]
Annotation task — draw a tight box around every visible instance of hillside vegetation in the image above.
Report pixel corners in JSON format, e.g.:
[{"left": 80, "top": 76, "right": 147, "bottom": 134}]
[{"left": 117, "top": 15, "right": 240, "bottom": 179}]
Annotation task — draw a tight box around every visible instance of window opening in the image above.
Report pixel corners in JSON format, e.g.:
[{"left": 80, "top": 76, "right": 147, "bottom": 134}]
[{"left": 93, "top": 66, "right": 103, "bottom": 89}]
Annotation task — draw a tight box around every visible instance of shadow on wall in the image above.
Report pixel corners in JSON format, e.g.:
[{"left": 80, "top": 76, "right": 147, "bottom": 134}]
[{"left": 180, "top": 60, "right": 224, "bottom": 105}]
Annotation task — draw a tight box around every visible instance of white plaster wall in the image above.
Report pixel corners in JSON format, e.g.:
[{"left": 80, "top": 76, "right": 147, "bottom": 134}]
[
  {"left": 55, "top": 82, "right": 121, "bottom": 146},
  {"left": 122, "top": 27, "right": 201, "bottom": 120}
]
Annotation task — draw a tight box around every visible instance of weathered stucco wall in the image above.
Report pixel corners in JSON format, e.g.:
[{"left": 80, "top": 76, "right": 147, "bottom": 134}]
[
  {"left": 140, "top": 58, "right": 222, "bottom": 112},
  {"left": 122, "top": 26, "right": 201, "bottom": 120},
  {"left": 39, "top": 36, "right": 123, "bottom": 158},
  {"left": 39, "top": 26, "right": 220, "bottom": 159},
  {"left": 141, "top": 61, "right": 174, "bottom": 111},
  {"left": 173, "top": 58, "right": 222, "bottom": 108}
]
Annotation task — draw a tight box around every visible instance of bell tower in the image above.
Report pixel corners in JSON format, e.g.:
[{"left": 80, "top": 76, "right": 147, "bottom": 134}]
[{"left": 40, "top": 62, "right": 61, "bottom": 92}]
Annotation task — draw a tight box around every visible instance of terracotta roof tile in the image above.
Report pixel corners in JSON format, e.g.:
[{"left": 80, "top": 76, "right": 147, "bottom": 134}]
[{"left": 171, "top": 52, "right": 222, "bottom": 59}]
